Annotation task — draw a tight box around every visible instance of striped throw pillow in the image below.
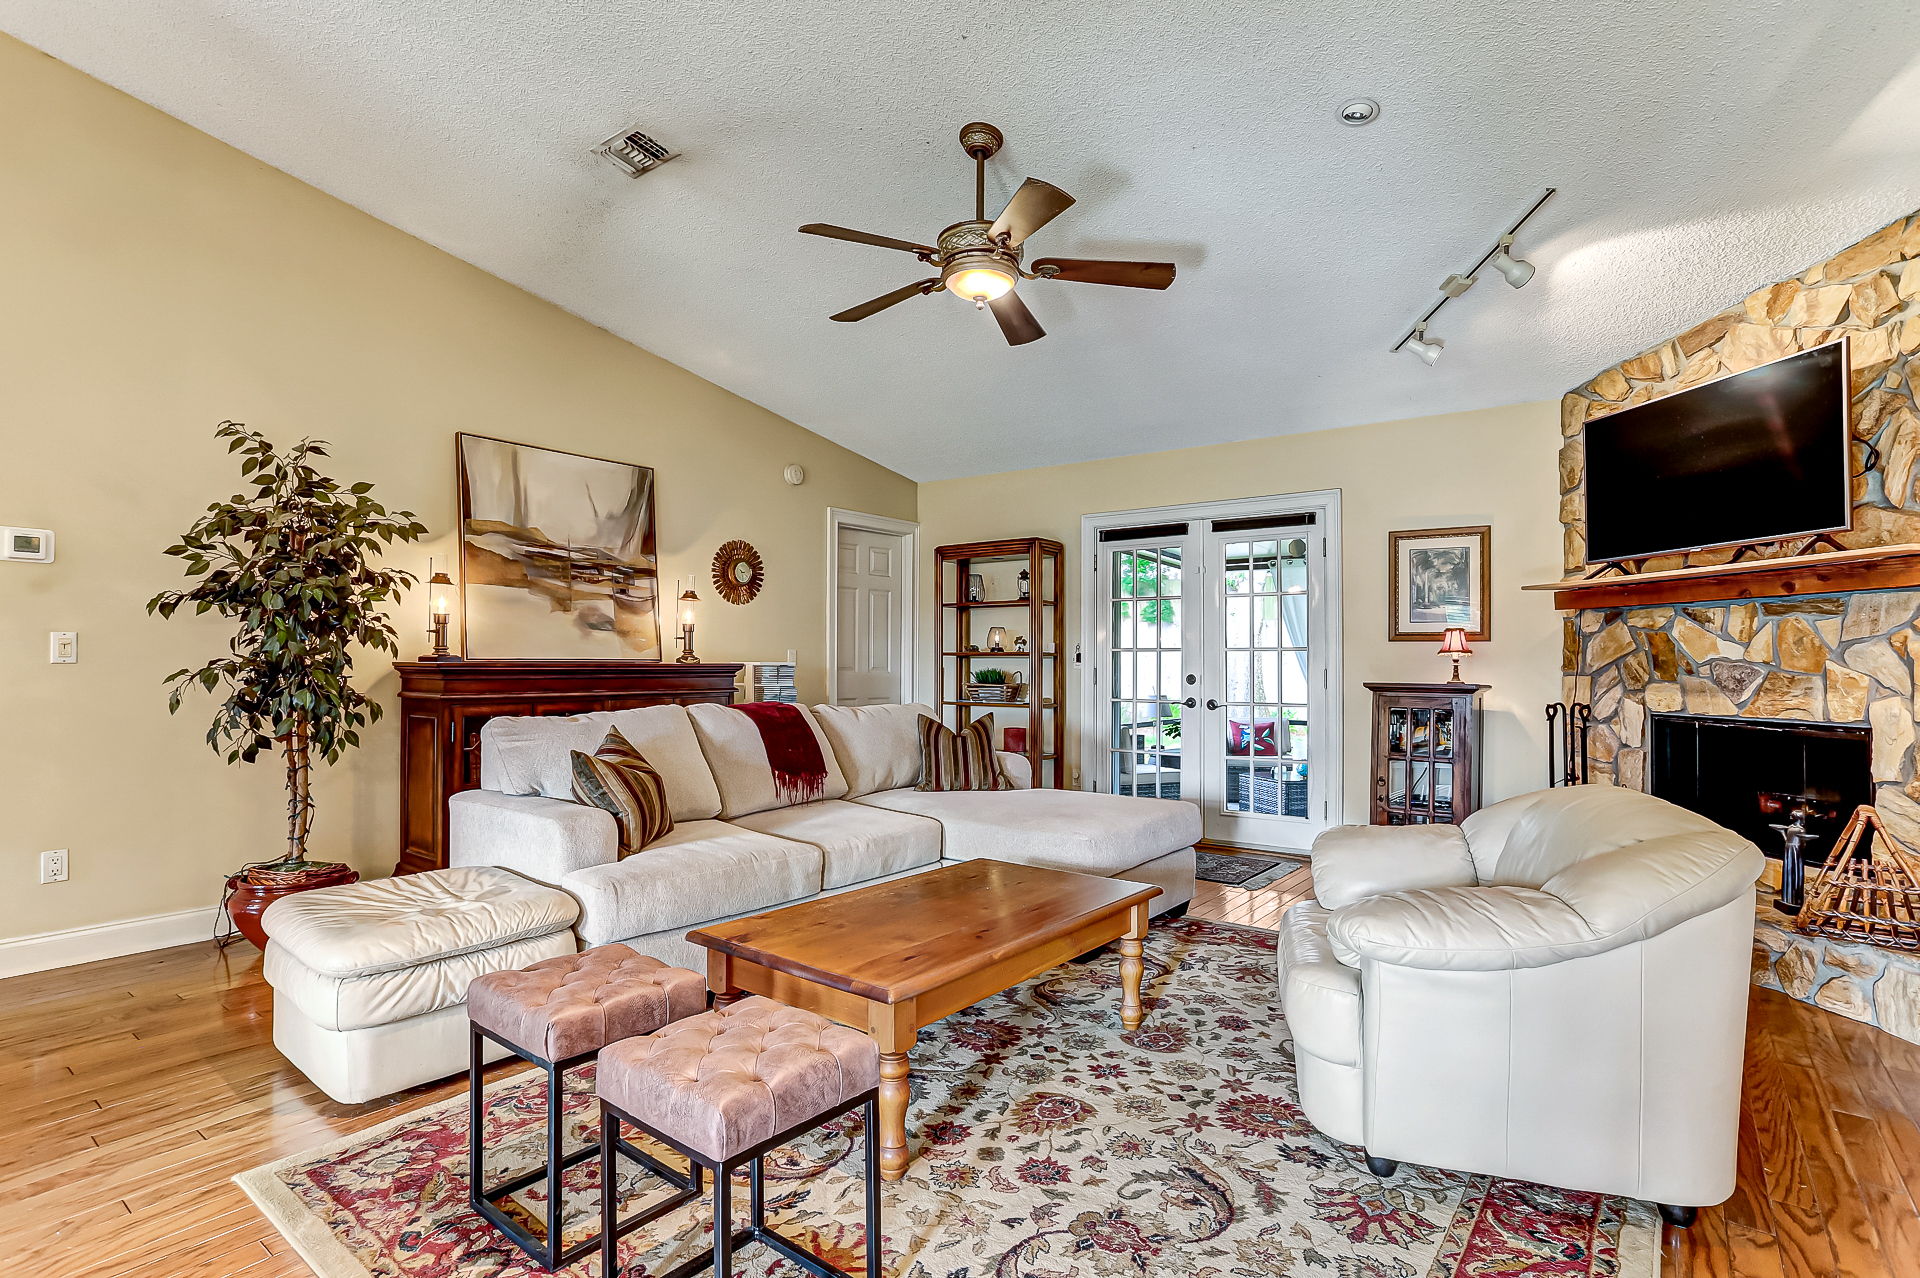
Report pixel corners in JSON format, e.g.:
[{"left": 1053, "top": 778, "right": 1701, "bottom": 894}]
[
  {"left": 915, "top": 713, "right": 1012, "bottom": 792},
  {"left": 570, "top": 728, "right": 674, "bottom": 857}
]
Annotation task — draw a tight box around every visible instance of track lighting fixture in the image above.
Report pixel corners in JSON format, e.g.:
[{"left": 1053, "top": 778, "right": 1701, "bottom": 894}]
[
  {"left": 1404, "top": 327, "right": 1444, "bottom": 366},
  {"left": 1389, "top": 188, "right": 1555, "bottom": 361},
  {"left": 1489, "top": 235, "right": 1535, "bottom": 288}
]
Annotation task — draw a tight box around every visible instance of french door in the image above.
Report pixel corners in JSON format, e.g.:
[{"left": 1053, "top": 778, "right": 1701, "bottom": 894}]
[{"left": 1093, "top": 499, "right": 1336, "bottom": 849}]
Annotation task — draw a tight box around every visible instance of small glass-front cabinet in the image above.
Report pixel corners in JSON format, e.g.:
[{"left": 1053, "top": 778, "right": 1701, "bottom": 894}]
[{"left": 1366, "top": 682, "right": 1486, "bottom": 825}]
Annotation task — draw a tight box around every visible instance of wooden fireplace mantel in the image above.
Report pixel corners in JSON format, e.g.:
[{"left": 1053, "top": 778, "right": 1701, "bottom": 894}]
[{"left": 1525, "top": 544, "right": 1920, "bottom": 611}]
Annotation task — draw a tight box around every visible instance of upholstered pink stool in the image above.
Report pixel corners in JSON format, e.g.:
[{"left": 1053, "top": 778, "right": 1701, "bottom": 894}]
[
  {"left": 466, "top": 945, "right": 706, "bottom": 1270},
  {"left": 597, "top": 995, "right": 883, "bottom": 1278}
]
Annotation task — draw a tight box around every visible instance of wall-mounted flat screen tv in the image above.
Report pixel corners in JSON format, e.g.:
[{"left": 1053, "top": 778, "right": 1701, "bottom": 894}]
[{"left": 1582, "top": 338, "right": 1852, "bottom": 564}]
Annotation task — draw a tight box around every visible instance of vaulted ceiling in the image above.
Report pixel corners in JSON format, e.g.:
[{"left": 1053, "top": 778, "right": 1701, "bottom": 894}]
[{"left": 5, "top": 2, "right": 1918, "bottom": 479}]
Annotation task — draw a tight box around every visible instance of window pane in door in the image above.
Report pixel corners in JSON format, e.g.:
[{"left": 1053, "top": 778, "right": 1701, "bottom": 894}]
[
  {"left": 1154, "top": 599, "right": 1180, "bottom": 648},
  {"left": 1112, "top": 601, "right": 1135, "bottom": 650},
  {"left": 1227, "top": 651, "right": 1249, "bottom": 702},
  {"left": 1136, "top": 653, "right": 1160, "bottom": 700},
  {"left": 1226, "top": 596, "right": 1251, "bottom": 649}
]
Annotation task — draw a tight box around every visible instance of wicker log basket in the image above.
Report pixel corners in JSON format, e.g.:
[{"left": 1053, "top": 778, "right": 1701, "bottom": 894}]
[{"left": 1798, "top": 805, "right": 1920, "bottom": 951}]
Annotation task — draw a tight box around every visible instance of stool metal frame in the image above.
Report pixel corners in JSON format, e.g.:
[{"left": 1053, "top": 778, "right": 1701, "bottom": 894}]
[
  {"left": 469, "top": 1023, "right": 701, "bottom": 1270},
  {"left": 599, "top": 1088, "right": 882, "bottom": 1278}
]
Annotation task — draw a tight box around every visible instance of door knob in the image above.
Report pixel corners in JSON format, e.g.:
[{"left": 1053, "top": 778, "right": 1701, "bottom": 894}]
[
  {"left": 1181, "top": 697, "right": 1197, "bottom": 709},
  {"left": 1206, "top": 699, "right": 1221, "bottom": 710}
]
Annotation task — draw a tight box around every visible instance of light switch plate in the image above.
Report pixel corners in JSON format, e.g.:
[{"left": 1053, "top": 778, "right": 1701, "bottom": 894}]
[
  {"left": 49, "top": 631, "right": 77, "bottom": 663},
  {"left": 4, "top": 527, "right": 55, "bottom": 562}
]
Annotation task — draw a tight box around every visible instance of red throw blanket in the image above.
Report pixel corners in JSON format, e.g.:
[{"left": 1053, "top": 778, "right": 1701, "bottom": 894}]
[{"left": 734, "top": 702, "right": 829, "bottom": 805}]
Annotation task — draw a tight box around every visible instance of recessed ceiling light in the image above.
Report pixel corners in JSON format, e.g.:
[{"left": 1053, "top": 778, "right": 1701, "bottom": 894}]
[{"left": 1337, "top": 99, "right": 1381, "bottom": 126}]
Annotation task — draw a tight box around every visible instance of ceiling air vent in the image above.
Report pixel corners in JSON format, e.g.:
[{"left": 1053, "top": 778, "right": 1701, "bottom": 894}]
[{"left": 593, "top": 128, "right": 678, "bottom": 177}]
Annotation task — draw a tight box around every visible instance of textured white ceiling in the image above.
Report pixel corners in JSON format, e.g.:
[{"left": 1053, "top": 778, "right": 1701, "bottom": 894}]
[{"left": 6, "top": 2, "right": 1920, "bottom": 480}]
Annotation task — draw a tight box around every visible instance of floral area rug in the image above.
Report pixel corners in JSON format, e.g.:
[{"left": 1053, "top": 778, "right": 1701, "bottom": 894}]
[{"left": 236, "top": 917, "right": 1657, "bottom": 1277}]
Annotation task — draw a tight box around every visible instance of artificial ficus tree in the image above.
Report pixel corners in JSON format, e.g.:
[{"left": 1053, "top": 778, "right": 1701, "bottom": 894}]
[{"left": 149, "top": 422, "right": 428, "bottom": 869}]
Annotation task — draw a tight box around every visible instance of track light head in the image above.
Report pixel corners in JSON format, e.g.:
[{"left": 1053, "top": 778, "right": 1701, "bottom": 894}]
[
  {"left": 1403, "top": 328, "right": 1444, "bottom": 366},
  {"left": 1490, "top": 236, "right": 1535, "bottom": 288}
]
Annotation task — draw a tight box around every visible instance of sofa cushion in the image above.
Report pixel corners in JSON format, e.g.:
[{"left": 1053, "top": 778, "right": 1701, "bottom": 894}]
[
  {"left": 261, "top": 866, "right": 579, "bottom": 979},
  {"left": 571, "top": 728, "right": 675, "bottom": 856},
  {"left": 481, "top": 705, "right": 724, "bottom": 822},
  {"left": 809, "top": 702, "right": 935, "bottom": 797},
  {"left": 561, "top": 820, "right": 824, "bottom": 946},
  {"left": 1310, "top": 822, "right": 1475, "bottom": 911},
  {"left": 264, "top": 929, "right": 576, "bottom": 1032},
  {"left": 1478, "top": 784, "right": 1727, "bottom": 890},
  {"left": 915, "top": 712, "right": 1013, "bottom": 791},
  {"left": 730, "top": 799, "right": 943, "bottom": 889},
  {"left": 853, "top": 788, "right": 1200, "bottom": 876},
  {"left": 687, "top": 702, "right": 849, "bottom": 818},
  {"left": 1276, "top": 902, "right": 1362, "bottom": 1068}
]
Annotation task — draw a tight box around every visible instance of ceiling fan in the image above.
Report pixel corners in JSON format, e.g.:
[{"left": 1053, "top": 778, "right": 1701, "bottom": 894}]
[{"left": 799, "top": 122, "right": 1176, "bottom": 346}]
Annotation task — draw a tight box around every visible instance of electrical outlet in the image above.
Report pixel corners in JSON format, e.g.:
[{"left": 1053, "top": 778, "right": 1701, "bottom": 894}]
[
  {"left": 49, "top": 631, "right": 77, "bottom": 663},
  {"left": 785, "top": 649, "right": 797, "bottom": 665},
  {"left": 41, "top": 849, "right": 69, "bottom": 884}
]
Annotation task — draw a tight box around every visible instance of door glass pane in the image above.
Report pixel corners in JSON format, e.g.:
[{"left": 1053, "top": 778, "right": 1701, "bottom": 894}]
[
  {"left": 1109, "top": 544, "right": 1183, "bottom": 802},
  {"left": 1155, "top": 599, "right": 1180, "bottom": 648},
  {"left": 1433, "top": 709, "right": 1454, "bottom": 759},
  {"left": 1136, "top": 652, "right": 1160, "bottom": 700},
  {"left": 1251, "top": 540, "right": 1279, "bottom": 593},
  {"left": 1254, "top": 651, "right": 1279, "bottom": 702},
  {"left": 1227, "top": 651, "right": 1250, "bottom": 702},
  {"left": 1226, "top": 596, "right": 1251, "bottom": 648},
  {"left": 1388, "top": 707, "right": 1407, "bottom": 755},
  {"left": 1434, "top": 762, "right": 1454, "bottom": 818}
]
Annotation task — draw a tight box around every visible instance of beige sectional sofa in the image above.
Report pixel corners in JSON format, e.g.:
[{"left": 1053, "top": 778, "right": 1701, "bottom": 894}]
[{"left": 450, "top": 701, "right": 1200, "bottom": 971}]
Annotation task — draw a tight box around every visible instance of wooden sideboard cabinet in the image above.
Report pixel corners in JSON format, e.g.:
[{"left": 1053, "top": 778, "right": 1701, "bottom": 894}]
[
  {"left": 1365, "top": 681, "right": 1487, "bottom": 826},
  {"left": 394, "top": 660, "right": 742, "bottom": 875}
]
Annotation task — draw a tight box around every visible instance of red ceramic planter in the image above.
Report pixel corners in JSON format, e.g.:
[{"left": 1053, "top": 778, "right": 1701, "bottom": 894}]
[{"left": 225, "top": 863, "right": 359, "bottom": 949}]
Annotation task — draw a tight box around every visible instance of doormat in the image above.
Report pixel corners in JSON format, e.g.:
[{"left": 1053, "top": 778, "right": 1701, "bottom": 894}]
[{"left": 1195, "top": 849, "right": 1296, "bottom": 886}]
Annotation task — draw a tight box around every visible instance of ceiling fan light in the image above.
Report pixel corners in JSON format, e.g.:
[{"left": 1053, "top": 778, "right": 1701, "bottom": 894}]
[
  {"left": 1490, "top": 238, "right": 1535, "bottom": 288},
  {"left": 944, "top": 263, "right": 1016, "bottom": 303},
  {"left": 1404, "top": 331, "right": 1444, "bottom": 366}
]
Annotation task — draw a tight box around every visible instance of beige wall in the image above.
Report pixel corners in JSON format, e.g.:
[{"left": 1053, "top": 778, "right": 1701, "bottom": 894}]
[
  {"left": 916, "top": 402, "right": 1564, "bottom": 839},
  {"left": 0, "top": 36, "right": 914, "bottom": 942}
]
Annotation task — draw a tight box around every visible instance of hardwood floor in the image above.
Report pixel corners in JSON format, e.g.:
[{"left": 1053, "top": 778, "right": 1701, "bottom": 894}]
[{"left": 1, "top": 859, "right": 1915, "bottom": 1277}]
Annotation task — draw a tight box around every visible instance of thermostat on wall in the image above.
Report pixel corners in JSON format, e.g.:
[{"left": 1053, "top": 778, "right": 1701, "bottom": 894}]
[{"left": 3, "top": 528, "right": 55, "bottom": 562}]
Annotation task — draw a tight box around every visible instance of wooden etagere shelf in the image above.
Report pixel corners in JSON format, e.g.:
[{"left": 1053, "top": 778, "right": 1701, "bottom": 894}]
[
  {"left": 934, "top": 537, "right": 1066, "bottom": 787},
  {"left": 1525, "top": 544, "right": 1920, "bottom": 611}
]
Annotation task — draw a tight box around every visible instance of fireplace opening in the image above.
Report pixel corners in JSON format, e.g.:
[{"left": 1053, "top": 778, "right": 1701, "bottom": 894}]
[{"left": 1649, "top": 713, "right": 1871, "bottom": 868}]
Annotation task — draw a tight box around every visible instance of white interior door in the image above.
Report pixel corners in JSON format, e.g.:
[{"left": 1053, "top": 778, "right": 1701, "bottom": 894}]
[
  {"left": 833, "top": 525, "right": 906, "bottom": 705},
  {"left": 1091, "top": 501, "right": 1336, "bottom": 851}
]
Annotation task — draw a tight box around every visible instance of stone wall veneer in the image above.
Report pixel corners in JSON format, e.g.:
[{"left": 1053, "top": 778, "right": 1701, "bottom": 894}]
[{"left": 1559, "top": 211, "right": 1920, "bottom": 1041}]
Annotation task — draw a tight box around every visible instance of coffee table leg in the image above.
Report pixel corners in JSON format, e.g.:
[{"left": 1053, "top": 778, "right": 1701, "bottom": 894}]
[
  {"left": 706, "top": 951, "right": 745, "bottom": 1008},
  {"left": 869, "top": 1002, "right": 917, "bottom": 1182},
  {"left": 1119, "top": 903, "right": 1149, "bottom": 1031}
]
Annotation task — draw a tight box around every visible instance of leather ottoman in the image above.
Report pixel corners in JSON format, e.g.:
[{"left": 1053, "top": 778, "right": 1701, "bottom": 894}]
[{"left": 261, "top": 866, "right": 579, "bottom": 1103}]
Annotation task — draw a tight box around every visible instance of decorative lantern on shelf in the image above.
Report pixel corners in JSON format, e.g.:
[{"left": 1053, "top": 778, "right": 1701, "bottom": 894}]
[
  {"left": 1438, "top": 626, "right": 1472, "bottom": 683},
  {"left": 1018, "top": 567, "right": 1031, "bottom": 600},
  {"left": 423, "top": 564, "right": 458, "bottom": 661},
  {"left": 987, "top": 625, "right": 1008, "bottom": 652},
  {"left": 675, "top": 587, "right": 701, "bottom": 664}
]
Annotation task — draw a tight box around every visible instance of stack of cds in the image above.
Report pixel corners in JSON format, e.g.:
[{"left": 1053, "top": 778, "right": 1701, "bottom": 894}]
[{"left": 740, "top": 662, "right": 797, "bottom": 704}]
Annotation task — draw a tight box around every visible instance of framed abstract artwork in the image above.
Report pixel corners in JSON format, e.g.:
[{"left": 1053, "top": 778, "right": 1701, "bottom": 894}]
[
  {"left": 1389, "top": 525, "right": 1490, "bottom": 642},
  {"left": 456, "top": 434, "right": 661, "bottom": 659}
]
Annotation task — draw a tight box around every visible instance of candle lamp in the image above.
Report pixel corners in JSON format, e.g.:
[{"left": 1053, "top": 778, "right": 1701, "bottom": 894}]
[
  {"left": 675, "top": 587, "right": 701, "bottom": 664},
  {"left": 1438, "top": 626, "right": 1472, "bottom": 683},
  {"left": 422, "top": 564, "right": 459, "bottom": 661}
]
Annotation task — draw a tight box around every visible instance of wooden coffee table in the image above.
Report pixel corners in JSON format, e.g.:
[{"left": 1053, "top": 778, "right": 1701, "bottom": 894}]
[{"left": 686, "top": 859, "right": 1161, "bottom": 1180}]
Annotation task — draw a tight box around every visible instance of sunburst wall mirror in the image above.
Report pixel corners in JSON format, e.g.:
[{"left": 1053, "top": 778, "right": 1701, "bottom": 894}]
[{"left": 712, "top": 540, "right": 764, "bottom": 604}]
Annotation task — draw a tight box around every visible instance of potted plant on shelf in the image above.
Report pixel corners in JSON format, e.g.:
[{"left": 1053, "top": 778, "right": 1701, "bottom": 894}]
[
  {"left": 149, "top": 422, "right": 428, "bottom": 948},
  {"left": 968, "top": 667, "right": 1009, "bottom": 703}
]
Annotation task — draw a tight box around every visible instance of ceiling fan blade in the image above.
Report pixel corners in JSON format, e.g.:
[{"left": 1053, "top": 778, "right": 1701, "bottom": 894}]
[
  {"left": 829, "top": 279, "right": 939, "bottom": 322},
  {"left": 988, "top": 179, "right": 1075, "bottom": 247},
  {"left": 800, "top": 223, "right": 936, "bottom": 255},
  {"left": 987, "top": 291, "right": 1046, "bottom": 346},
  {"left": 1031, "top": 258, "right": 1176, "bottom": 290}
]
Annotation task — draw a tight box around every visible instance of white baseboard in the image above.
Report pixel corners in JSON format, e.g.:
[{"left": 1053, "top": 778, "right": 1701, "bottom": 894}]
[{"left": 0, "top": 903, "right": 224, "bottom": 979}]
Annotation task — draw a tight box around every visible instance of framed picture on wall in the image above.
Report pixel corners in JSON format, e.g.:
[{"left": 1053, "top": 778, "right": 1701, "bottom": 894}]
[
  {"left": 1389, "top": 525, "right": 1490, "bottom": 642},
  {"left": 457, "top": 433, "right": 661, "bottom": 659}
]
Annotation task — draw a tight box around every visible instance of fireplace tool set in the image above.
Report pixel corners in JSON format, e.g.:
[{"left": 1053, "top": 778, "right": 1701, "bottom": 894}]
[{"left": 1543, "top": 702, "right": 1592, "bottom": 788}]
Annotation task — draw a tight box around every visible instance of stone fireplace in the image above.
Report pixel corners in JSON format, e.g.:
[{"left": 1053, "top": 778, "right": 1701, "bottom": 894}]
[{"left": 1556, "top": 209, "right": 1920, "bottom": 1044}]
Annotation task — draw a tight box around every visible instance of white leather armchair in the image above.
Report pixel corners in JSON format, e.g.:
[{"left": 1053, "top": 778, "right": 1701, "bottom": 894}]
[{"left": 1278, "top": 785, "right": 1763, "bottom": 1225}]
